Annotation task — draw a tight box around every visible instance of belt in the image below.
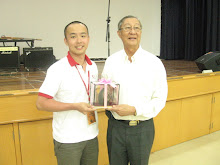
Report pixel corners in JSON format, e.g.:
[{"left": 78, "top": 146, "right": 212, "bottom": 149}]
[
  {"left": 117, "top": 119, "right": 142, "bottom": 126},
  {"left": 105, "top": 110, "right": 144, "bottom": 126}
]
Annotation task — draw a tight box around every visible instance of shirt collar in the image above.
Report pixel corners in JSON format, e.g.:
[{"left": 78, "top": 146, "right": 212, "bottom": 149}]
[
  {"left": 124, "top": 46, "right": 143, "bottom": 63},
  {"left": 67, "top": 51, "right": 92, "bottom": 67}
]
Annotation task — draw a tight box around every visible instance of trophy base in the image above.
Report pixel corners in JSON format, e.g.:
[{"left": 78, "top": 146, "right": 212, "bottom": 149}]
[{"left": 94, "top": 106, "right": 112, "bottom": 110}]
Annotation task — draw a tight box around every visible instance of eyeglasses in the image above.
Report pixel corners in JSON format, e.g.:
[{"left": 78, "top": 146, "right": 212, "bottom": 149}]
[{"left": 120, "top": 26, "right": 142, "bottom": 32}]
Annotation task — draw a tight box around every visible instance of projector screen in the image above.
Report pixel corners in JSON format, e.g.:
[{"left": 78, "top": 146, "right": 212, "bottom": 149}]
[{"left": 1, "top": 0, "right": 161, "bottom": 59}]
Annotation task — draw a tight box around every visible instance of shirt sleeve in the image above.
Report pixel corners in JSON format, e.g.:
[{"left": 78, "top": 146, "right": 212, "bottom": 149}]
[
  {"left": 134, "top": 60, "right": 168, "bottom": 118},
  {"left": 39, "top": 65, "right": 62, "bottom": 98}
]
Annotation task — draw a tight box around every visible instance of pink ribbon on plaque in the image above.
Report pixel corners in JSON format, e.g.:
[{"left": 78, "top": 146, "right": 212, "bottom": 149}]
[
  {"left": 98, "top": 78, "right": 117, "bottom": 88},
  {"left": 98, "top": 78, "right": 117, "bottom": 107}
]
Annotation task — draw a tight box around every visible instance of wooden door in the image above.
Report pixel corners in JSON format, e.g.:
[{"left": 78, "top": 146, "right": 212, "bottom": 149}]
[
  {"left": 0, "top": 124, "right": 17, "bottom": 165},
  {"left": 181, "top": 94, "right": 212, "bottom": 142},
  {"left": 19, "top": 119, "right": 57, "bottom": 165},
  {"left": 152, "top": 100, "right": 182, "bottom": 152},
  {"left": 210, "top": 92, "right": 220, "bottom": 133}
]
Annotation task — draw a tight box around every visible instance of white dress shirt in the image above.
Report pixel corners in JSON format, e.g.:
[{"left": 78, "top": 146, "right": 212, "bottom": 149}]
[{"left": 102, "top": 46, "right": 168, "bottom": 121}]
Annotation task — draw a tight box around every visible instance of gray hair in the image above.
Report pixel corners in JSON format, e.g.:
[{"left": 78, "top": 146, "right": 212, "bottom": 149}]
[{"left": 118, "top": 15, "right": 142, "bottom": 30}]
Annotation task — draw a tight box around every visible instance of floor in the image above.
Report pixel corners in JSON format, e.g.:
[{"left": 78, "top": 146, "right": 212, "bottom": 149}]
[
  {"left": 0, "top": 60, "right": 201, "bottom": 92},
  {"left": 149, "top": 130, "right": 220, "bottom": 165},
  {"left": 161, "top": 59, "right": 201, "bottom": 77}
]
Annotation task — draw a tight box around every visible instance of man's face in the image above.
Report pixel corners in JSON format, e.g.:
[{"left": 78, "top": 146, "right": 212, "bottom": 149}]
[
  {"left": 64, "top": 23, "right": 90, "bottom": 56},
  {"left": 117, "top": 18, "right": 142, "bottom": 49}
]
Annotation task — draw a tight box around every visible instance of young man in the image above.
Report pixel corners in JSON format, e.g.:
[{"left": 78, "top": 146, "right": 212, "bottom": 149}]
[
  {"left": 102, "top": 15, "right": 168, "bottom": 165},
  {"left": 36, "top": 21, "right": 99, "bottom": 165}
]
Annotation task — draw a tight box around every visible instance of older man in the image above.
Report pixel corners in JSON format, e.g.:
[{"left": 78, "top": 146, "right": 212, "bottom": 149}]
[{"left": 102, "top": 15, "right": 168, "bottom": 165}]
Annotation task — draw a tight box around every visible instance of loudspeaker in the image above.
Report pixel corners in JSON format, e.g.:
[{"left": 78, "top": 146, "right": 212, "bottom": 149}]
[
  {"left": 195, "top": 51, "right": 220, "bottom": 72},
  {"left": 23, "top": 47, "right": 55, "bottom": 69},
  {"left": 0, "top": 46, "right": 20, "bottom": 69}
]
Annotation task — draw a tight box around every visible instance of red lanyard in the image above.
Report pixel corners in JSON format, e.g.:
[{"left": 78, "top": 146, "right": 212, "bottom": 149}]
[{"left": 75, "top": 65, "right": 90, "bottom": 101}]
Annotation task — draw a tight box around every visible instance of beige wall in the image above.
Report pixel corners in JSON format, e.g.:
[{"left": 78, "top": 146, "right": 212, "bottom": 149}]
[{"left": 1, "top": 0, "right": 161, "bottom": 59}]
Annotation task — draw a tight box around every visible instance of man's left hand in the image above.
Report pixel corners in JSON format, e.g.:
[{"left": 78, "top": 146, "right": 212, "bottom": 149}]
[{"left": 107, "top": 104, "right": 136, "bottom": 116}]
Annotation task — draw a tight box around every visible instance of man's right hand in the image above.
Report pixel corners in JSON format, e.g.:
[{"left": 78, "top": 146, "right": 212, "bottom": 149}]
[{"left": 75, "top": 102, "right": 96, "bottom": 115}]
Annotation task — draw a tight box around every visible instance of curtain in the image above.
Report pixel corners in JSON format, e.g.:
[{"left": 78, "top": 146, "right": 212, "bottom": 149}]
[
  {"left": 160, "top": 0, "right": 220, "bottom": 60},
  {"left": 160, "top": 0, "right": 185, "bottom": 59}
]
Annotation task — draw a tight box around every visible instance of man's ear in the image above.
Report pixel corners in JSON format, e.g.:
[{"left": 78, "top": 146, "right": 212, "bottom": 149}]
[
  {"left": 64, "top": 38, "right": 68, "bottom": 46},
  {"left": 117, "top": 31, "right": 122, "bottom": 39},
  {"left": 88, "top": 36, "right": 90, "bottom": 44}
]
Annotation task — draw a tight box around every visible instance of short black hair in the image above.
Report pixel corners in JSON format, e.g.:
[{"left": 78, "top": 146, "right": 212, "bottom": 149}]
[{"left": 64, "top": 21, "right": 89, "bottom": 38}]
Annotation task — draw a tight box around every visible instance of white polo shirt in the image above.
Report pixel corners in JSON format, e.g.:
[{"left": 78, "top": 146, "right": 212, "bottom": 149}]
[
  {"left": 39, "top": 52, "right": 99, "bottom": 143},
  {"left": 102, "top": 46, "right": 168, "bottom": 121}
]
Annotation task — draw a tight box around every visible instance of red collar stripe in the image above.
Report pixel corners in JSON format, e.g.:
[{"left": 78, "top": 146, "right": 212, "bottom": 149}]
[{"left": 67, "top": 52, "right": 92, "bottom": 67}]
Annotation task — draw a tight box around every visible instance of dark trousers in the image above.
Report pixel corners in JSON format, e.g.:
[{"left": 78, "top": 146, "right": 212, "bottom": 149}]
[
  {"left": 54, "top": 137, "right": 98, "bottom": 165},
  {"left": 106, "top": 111, "right": 155, "bottom": 165}
]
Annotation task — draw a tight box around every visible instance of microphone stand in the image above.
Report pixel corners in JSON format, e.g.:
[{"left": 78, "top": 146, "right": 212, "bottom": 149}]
[{"left": 106, "top": 0, "right": 111, "bottom": 57}]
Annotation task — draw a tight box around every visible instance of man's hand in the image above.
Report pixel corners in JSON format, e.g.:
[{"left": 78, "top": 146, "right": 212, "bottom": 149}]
[
  {"left": 75, "top": 102, "right": 96, "bottom": 115},
  {"left": 107, "top": 104, "right": 136, "bottom": 116}
]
